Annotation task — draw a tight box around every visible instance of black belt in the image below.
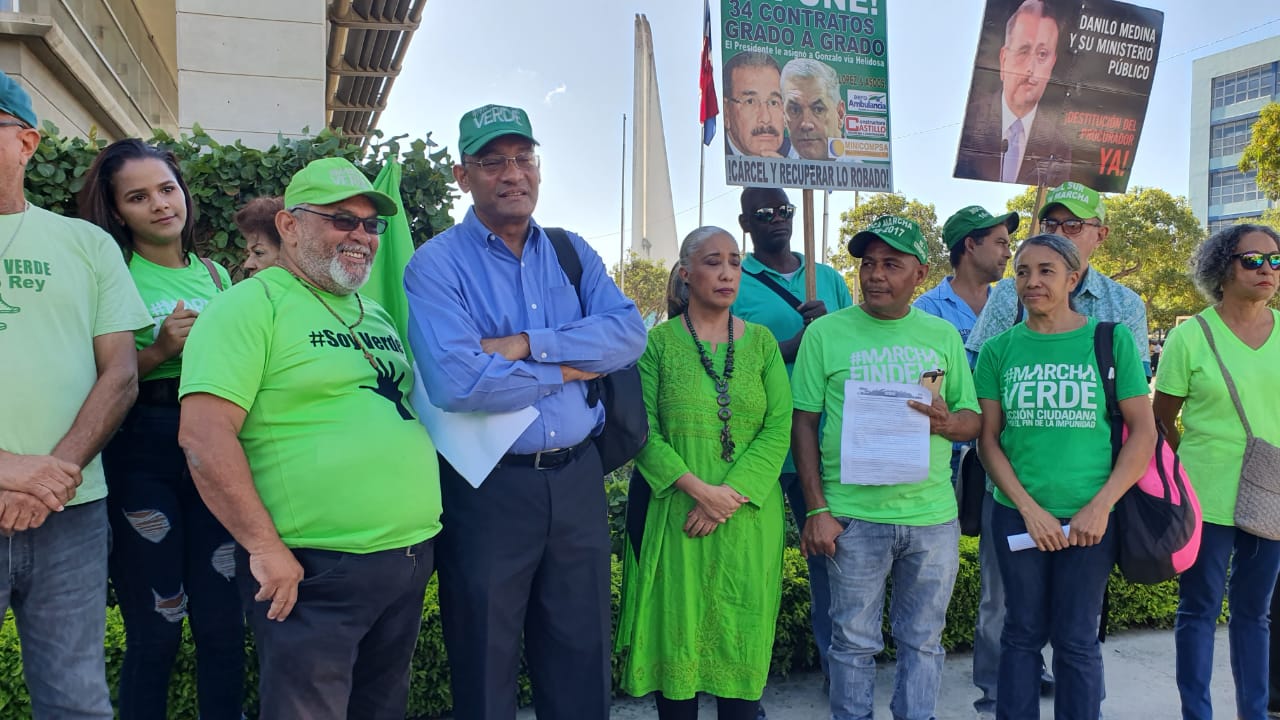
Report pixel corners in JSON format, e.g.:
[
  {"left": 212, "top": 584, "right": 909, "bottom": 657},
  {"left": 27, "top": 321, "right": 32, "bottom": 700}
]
[
  {"left": 136, "top": 378, "right": 181, "bottom": 406},
  {"left": 500, "top": 438, "right": 592, "bottom": 471}
]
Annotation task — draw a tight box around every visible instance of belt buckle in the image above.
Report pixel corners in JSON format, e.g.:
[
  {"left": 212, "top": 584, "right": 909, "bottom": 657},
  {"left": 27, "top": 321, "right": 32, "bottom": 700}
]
[{"left": 532, "top": 448, "right": 558, "bottom": 471}]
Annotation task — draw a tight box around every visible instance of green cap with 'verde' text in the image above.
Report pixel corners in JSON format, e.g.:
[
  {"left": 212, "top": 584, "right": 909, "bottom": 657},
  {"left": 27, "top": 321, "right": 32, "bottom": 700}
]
[{"left": 458, "top": 104, "right": 538, "bottom": 156}]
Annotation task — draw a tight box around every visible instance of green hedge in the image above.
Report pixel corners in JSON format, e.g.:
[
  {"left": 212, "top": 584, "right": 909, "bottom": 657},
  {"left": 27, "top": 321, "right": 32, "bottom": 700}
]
[
  {"left": 23, "top": 123, "right": 458, "bottom": 273},
  {"left": 0, "top": 472, "right": 1189, "bottom": 719}
]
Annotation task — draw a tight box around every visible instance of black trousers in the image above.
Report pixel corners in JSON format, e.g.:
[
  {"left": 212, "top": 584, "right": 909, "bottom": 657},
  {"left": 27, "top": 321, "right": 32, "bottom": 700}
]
[
  {"left": 437, "top": 447, "right": 612, "bottom": 720},
  {"left": 1271, "top": 575, "right": 1280, "bottom": 709}
]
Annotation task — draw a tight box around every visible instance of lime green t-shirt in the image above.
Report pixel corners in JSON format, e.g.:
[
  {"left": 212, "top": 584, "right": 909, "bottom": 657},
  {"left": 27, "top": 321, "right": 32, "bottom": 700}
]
[
  {"left": 1154, "top": 308, "right": 1280, "bottom": 526},
  {"left": 791, "top": 306, "right": 979, "bottom": 526},
  {"left": 179, "top": 266, "right": 441, "bottom": 552},
  {"left": 973, "top": 318, "right": 1148, "bottom": 517},
  {"left": 129, "top": 252, "right": 231, "bottom": 381},
  {"left": 0, "top": 206, "right": 151, "bottom": 505}
]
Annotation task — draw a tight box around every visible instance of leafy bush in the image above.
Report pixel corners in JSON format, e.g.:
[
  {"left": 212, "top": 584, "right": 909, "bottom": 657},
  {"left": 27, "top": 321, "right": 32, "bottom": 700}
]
[
  {"left": 23, "top": 123, "right": 458, "bottom": 274},
  {"left": 0, "top": 483, "right": 1192, "bottom": 719}
]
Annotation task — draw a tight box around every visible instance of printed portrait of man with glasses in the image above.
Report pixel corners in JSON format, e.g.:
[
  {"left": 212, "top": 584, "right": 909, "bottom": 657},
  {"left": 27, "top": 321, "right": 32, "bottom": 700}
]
[
  {"left": 722, "top": 50, "right": 791, "bottom": 158},
  {"left": 955, "top": 0, "right": 1073, "bottom": 186}
]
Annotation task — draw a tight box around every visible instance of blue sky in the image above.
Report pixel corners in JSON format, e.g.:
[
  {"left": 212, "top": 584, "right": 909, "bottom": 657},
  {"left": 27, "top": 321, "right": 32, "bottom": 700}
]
[{"left": 378, "top": 1, "right": 1280, "bottom": 268}]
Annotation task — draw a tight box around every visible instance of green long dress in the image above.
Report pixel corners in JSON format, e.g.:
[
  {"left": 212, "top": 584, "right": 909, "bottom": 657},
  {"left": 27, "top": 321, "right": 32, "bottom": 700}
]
[{"left": 617, "top": 318, "right": 792, "bottom": 700}]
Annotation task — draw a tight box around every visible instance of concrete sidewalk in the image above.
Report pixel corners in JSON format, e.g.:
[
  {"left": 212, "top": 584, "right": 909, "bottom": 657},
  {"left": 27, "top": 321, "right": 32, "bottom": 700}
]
[{"left": 574, "top": 627, "right": 1236, "bottom": 719}]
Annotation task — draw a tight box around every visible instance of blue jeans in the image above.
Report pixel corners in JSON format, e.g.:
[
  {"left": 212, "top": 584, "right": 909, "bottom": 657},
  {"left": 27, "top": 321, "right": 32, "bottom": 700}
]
[
  {"left": 1175, "top": 522, "right": 1280, "bottom": 720},
  {"left": 827, "top": 517, "right": 959, "bottom": 720},
  {"left": 973, "top": 489, "right": 1005, "bottom": 714},
  {"left": 104, "top": 403, "right": 244, "bottom": 719},
  {"left": 991, "top": 501, "right": 1113, "bottom": 720},
  {"left": 780, "top": 472, "right": 832, "bottom": 676},
  {"left": 0, "top": 500, "right": 113, "bottom": 719},
  {"left": 239, "top": 539, "right": 435, "bottom": 720}
]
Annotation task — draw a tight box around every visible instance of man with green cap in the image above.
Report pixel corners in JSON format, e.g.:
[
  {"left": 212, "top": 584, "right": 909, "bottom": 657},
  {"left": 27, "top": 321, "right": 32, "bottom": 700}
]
[
  {"left": 178, "top": 157, "right": 442, "bottom": 718},
  {"left": 0, "top": 70, "right": 151, "bottom": 719},
  {"left": 966, "top": 181, "right": 1150, "bottom": 374},
  {"left": 792, "top": 215, "right": 980, "bottom": 720},
  {"left": 405, "top": 104, "right": 645, "bottom": 720}
]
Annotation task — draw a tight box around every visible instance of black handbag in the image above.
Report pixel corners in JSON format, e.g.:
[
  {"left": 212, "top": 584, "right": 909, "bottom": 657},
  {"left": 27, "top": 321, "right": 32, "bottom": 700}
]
[
  {"left": 956, "top": 445, "right": 985, "bottom": 537},
  {"left": 544, "top": 227, "right": 648, "bottom": 474}
]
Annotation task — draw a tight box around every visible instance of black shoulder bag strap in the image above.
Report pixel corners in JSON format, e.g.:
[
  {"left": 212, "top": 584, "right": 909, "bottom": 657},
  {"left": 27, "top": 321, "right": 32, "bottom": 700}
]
[
  {"left": 543, "top": 227, "right": 597, "bottom": 409},
  {"left": 744, "top": 268, "right": 804, "bottom": 313},
  {"left": 1092, "top": 320, "right": 1120, "bottom": 643}
]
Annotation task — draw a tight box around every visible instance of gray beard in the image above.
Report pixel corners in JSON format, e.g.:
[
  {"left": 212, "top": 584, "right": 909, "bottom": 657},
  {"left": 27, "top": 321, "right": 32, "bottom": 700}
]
[{"left": 295, "top": 248, "right": 369, "bottom": 295}]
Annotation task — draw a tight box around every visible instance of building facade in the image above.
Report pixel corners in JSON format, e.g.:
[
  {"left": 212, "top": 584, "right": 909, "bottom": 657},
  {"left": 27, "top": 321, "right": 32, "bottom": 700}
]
[
  {"left": 0, "top": 0, "right": 420, "bottom": 148},
  {"left": 1189, "top": 35, "right": 1280, "bottom": 233}
]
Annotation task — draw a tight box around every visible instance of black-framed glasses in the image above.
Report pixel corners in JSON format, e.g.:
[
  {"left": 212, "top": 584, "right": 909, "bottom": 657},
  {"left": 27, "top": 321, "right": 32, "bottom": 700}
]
[
  {"left": 752, "top": 204, "right": 796, "bottom": 223},
  {"left": 1232, "top": 252, "right": 1280, "bottom": 271},
  {"left": 0, "top": 120, "right": 31, "bottom": 130},
  {"left": 292, "top": 207, "right": 387, "bottom": 235},
  {"left": 726, "top": 96, "right": 783, "bottom": 111},
  {"left": 463, "top": 152, "right": 540, "bottom": 175},
  {"left": 1041, "top": 218, "right": 1101, "bottom": 236}
]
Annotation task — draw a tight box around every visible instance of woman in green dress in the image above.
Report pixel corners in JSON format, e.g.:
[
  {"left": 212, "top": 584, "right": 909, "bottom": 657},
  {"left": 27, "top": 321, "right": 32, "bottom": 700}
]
[{"left": 617, "top": 226, "right": 792, "bottom": 719}]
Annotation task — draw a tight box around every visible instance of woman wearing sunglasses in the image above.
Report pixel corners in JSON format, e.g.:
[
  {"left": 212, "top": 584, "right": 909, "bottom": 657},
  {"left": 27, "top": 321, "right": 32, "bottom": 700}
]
[
  {"left": 78, "top": 139, "right": 244, "bottom": 719},
  {"left": 1153, "top": 223, "right": 1280, "bottom": 720},
  {"left": 974, "top": 233, "right": 1155, "bottom": 720}
]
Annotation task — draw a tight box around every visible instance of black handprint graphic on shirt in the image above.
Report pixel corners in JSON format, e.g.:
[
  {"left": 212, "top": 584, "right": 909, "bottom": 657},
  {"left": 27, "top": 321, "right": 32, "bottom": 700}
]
[{"left": 359, "top": 357, "right": 413, "bottom": 420}]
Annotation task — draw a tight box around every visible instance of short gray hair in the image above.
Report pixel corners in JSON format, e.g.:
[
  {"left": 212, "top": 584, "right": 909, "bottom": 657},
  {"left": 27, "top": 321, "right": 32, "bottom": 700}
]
[
  {"left": 1014, "top": 232, "right": 1081, "bottom": 273},
  {"left": 1191, "top": 223, "right": 1280, "bottom": 302},
  {"left": 1004, "top": 0, "right": 1058, "bottom": 48},
  {"left": 667, "top": 226, "right": 735, "bottom": 317},
  {"left": 781, "top": 59, "right": 840, "bottom": 106}
]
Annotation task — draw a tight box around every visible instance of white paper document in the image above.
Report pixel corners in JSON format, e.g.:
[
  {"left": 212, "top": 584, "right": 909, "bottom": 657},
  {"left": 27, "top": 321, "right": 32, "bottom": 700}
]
[
  {"left": 1007, "top": 525, "right": 1071, "bottom": 552},
  {"left": 840, "top": 380, "right": 932, "bottom": 486},
  {"left": 410, "top": 365, "right": 539, "bottom": 488}
]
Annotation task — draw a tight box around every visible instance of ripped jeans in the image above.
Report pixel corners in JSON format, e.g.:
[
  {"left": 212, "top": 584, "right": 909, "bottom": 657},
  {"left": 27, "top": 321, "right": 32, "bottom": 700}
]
[{"left": 104, "top": 403, "right": 244, "bottom": 720}]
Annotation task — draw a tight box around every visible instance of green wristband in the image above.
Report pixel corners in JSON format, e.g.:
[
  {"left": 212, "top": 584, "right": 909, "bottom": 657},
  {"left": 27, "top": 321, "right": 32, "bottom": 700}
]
[{"left": 805, "top": 506, "right": 831, "bottom": 518}]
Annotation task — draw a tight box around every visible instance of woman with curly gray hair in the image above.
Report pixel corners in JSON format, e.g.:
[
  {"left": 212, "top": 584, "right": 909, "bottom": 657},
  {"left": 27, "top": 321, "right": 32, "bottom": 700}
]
[{"left": 1153, "top": 223, "right": 1280, "bottom": 720}]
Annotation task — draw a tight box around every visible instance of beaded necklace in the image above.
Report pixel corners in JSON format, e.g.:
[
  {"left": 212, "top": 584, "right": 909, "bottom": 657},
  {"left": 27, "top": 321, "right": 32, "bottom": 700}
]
[
  {"left": 684, "top": 311, "right": 736, "bottom": 461},
  {"left": 293, "top": 275, "right": 379, "bottom": 372}
]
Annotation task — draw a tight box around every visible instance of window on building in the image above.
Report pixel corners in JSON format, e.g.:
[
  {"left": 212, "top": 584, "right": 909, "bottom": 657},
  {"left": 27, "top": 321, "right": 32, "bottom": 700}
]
[
  {"left": 1209, "top": 168, "right": 1262, "bottom": 206},
  {"left": 1207, "top": 217, "right": 1259, "bottom": 235},
  {"left": 1212, "top": 64, "right": 1277, "bottom": 108},
  {"left": 1210, "top": 118, "right": 1255, "bottom": 158}
]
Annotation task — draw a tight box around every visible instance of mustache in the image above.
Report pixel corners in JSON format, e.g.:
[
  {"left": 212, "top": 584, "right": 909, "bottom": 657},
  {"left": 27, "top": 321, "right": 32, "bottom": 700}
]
[{"left": 751, "top": 125, "right": 780, "bottom": 137}]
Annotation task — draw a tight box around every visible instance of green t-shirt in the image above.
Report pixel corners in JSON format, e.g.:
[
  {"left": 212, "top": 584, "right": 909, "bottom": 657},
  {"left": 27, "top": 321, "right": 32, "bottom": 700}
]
[
  {"left": 791, "top": 306, "right": 979, "bottom": 525},
  {"left": 973, "top": 318, "right": 1148, "bottom": 517},
  {"left": 0, "top": 206, "right": 151, "bottom": 505},
  {"left": 1154, "top": 308, "right": 1280, "bottom": 526},
  {"left": 129, "top": 252, "right": 231, "bottom": 381},
  {"left": 179, "top": 267, "right": 442, "bottom": 552}
]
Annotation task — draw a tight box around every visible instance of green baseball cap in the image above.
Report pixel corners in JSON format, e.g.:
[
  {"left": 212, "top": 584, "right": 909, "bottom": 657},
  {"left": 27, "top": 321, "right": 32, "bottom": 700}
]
[
  {"left": 1039, "top": 181, "right": 1106, "bottom": 222},
  {"left": 848, "top": 215, "right": 930, "bottom": 265},
  {"left": 458, "top": 104, "right": 538, "bottom": 156},
  {"left": 942, "top": 205, "right": 1019, "bottom": 249},
  {"left": 284, "top": 158, "right": 397, "bottom": 217},
  {"left": 0, "top": 72, "right": 36, "bottom": 128}
]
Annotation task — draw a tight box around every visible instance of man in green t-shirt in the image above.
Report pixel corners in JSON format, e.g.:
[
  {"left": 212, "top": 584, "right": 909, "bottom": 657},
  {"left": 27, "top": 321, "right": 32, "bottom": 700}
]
[
  {"left": 792, "top": 215, "right": 980, "bottom": 720},
  {"left": 0, "top": 73, "right": 152, "bottom": 718},
  {"left": 178, "top": 158, "right": 442, "bottom": 719}
]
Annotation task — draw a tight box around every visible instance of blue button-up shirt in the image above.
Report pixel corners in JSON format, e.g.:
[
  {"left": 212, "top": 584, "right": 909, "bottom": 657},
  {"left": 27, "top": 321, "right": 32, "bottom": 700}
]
[
  {"left": 914, "top": 276, "right": 984, "bottom": 368},
  {"left": 405, "top": 209, "right": 646, "bottom": 454}
]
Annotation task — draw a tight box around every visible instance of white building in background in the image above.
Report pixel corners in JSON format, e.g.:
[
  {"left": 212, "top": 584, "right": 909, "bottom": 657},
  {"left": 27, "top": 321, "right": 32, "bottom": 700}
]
[
  {"left": 0, "top": 0, "right": 424, "bottom": 147},
  {"left": 1188, "top": 35, "right": 1279, "bottom": 233}
]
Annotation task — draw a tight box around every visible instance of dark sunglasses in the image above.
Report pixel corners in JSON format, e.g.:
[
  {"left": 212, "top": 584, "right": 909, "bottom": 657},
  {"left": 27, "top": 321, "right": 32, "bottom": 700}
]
[
  {"left": 752, "top": 204, "right": 796, "bottom": 223},
  {"left": 1232, "top": 252, "right": 1280, "bottom": 271},
  {"left": 293, "top": 207, "right": 387, "bottom": 235}
]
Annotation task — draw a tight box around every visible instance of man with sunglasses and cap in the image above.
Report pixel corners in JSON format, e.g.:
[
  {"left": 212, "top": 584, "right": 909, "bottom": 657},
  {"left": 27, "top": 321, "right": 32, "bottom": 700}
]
[
  {"left": 733, "top": 186, "right": 851, "bottom": 694},
  {"left": 792, "top": 215, "right": 979, "bottom": 720},
  {"left": 405, "top": 104, "right": 645, "bottom": 720},
  {"left": 0, "top": 71, "right": 151, "bottom": 719},
  {"left": 178, "top": 157, "right": 442, "bottom": 719}
]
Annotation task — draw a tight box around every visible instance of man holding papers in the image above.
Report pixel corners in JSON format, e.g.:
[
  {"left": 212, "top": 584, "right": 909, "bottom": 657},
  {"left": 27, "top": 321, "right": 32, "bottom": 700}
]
[
  {"left": 791, "top": 215, "right": 979, "bottom": 720},
  {"left": 404, "top": 104, "right": 645, "bottom": 720}
]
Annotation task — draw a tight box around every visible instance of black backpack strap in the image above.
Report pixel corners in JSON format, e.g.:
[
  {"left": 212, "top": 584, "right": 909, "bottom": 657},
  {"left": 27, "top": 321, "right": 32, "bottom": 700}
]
[
  {"left": 1015, "top": 299, "right": 1024, "bottom": 324},
  {"left": 543, "top": 227, "right": 585, "bottom": 313},
  {"left": 744, "top": 269, "right": 803, "bottom": 312},
  {"left": 1092, "top": 321, "right": 1122, "bottom": 465}
]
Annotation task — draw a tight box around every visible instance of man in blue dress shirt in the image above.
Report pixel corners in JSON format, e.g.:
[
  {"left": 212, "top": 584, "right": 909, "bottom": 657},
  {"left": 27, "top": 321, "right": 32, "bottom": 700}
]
[{"left": 405, "top": 104, "right": 646, "bottom": 720}]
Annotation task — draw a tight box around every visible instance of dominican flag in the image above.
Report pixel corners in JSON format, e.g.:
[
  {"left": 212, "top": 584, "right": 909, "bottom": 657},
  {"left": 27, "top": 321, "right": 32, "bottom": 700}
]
[{"left": 699, "top": 0, "right": 718, "bottom": 146}]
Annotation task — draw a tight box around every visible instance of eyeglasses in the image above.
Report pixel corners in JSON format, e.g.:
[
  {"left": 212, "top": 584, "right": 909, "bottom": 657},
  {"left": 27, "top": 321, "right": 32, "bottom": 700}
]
[
  {"left": 1232, "top": 252, "right": 1280, "bottom": 271},
  {"left": 1041, "top": 218, "right": 1101, "bottom": 236},
  {"left": 752, "top": 204, "right": 796, "bottom": 223},
  {"left": 726, "top": 96, "right": 783, "bottom": 111},
  {"left": 0, "top": 120, "right": 31, "bottom": 130},
  {"left": 463, "top": 152, "right": 540, "bottom": 175},
  {"left": 292, "top": 207, "right": 387, "bottom": 235}
]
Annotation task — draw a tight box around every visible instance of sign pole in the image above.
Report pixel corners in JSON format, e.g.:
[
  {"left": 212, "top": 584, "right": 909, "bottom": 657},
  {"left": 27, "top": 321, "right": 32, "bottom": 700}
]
[
  {"left": 1030, "top": 184, "right": 1048, "bottom": 236},
  {"left": 802, "top": 189, "right": 816, "bottom": 302}
]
